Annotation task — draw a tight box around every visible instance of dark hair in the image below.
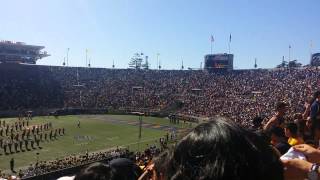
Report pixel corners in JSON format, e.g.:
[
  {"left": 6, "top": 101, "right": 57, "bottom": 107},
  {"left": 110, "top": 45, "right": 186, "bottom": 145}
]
[
  {"left": 275, "top": 101, "right": 287, "bottom": 111},
  {"left": 153, "top": 150, "right": 171, "bottom": 178},
  {"left": 109, "top": 158, "right": 142, "bottom": 180},
  {"left": 269, "top": 127, "right": 285, "bottom": 138},
  {"left": 252, "top": 116, "right": 263, "bottom": 128},
  {"left": 285, "top": 123, "right": 298, "bottom": 136},
  {"left": 165, "top": 117, "right": 283, "bottom": 180},
  {"left": 75, "top": 162, "right": 113, "bottom": 180},
  {"left": 313, "top": 90, "right": 320, "bottom": 99}
]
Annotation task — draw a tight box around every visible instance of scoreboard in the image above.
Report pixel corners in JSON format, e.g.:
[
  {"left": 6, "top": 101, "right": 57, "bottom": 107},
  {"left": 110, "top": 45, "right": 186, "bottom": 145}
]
[{"left": 204, "top": 54, "right": 234, "bottom": 71}]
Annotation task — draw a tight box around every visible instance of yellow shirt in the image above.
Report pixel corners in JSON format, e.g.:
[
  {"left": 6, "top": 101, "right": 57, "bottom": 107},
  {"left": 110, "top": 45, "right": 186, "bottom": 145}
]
[{"left": 288, "top": 137, "right": 304, "bottom": 146}]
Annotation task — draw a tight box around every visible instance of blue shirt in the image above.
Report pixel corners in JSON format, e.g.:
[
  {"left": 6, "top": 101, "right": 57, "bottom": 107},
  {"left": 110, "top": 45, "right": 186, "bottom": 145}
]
[{"left": 310, "top": 100, "right": 320, "bottom": 122}]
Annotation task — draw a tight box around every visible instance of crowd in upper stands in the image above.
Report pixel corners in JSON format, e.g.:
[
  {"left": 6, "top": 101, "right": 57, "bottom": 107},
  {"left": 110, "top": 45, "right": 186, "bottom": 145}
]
[{"left": 1, "top": 64, "right": 319, "bottom": 128}]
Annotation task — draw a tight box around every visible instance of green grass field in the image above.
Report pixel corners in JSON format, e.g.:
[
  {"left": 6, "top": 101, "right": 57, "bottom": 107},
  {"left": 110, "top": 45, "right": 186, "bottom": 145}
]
[{"left": 0, "top": 114, "right": 190, "bottom": 171}]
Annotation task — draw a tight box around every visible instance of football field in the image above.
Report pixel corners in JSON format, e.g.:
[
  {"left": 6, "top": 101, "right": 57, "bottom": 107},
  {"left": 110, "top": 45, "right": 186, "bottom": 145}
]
[{"left": 0, "top": 114, "right": 193, "bottom": 171}]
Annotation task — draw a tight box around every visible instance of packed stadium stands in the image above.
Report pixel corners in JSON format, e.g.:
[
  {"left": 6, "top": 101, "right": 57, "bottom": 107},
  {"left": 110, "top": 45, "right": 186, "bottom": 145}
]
[
  {"left": 2, "top": 63, "right": 320, "bottom": 179},
  {"left": 0, "top": 64, "right": 318, "bottom": 127}
]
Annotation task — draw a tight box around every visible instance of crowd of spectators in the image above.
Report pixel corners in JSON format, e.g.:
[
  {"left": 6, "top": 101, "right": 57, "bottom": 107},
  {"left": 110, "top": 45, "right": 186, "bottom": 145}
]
[
  {"left": 0, "top": 64, "right": 64, "bottom": 111},
  {"left": 3, "top": 64, "right": 320, "bottom": 179},
  {"left": 0, "top": 148, "right": 128, "bottom": 179},
  {"left": 22, "top": 148, "right": 127, "bottom": 178},
  {"left": 1, "top": 64, "right": 320, "bottom": 128}
]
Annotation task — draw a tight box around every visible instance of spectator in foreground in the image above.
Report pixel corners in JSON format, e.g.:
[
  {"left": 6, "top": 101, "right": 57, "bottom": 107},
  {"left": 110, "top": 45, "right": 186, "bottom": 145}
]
[
  {"left": 109, "top": 158, "right": 142, "bottom": 180},
  {"left": 269, "top": 127, "right": 291, "bottom": 155},
  {"left": 164, "top": 117, "right": 284, "bottom": 180},
  {"left": 284, "top": 122, "right": 304, "bottom": 146},
  {"left": 310, "top": 91, "right": 320, "bottom": 145},
  {"left": 75, "top": 158, "right": 142, "bottom": 180},
  {"left": 282, "top": 144, "right": 320, "bottom": 180},
  {"left": 264, "top": 101, "right": 287, "bottom": 130},
  {"left": 74, "top": 162, "right": 112, "bottom": 180}
]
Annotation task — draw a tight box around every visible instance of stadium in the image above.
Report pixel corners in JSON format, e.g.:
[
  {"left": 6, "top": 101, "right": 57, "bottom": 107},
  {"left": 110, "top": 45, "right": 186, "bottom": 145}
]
[
  {"left": 1, "top": 41, "right": 320, "bottom": 179},
  {"left": 2, "top": 1, "right": 320, "bottom": 179}
]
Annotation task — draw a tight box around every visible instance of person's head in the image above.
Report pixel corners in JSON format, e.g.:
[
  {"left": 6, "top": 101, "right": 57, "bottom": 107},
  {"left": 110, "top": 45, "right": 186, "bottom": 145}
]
[
  {"left": 268, "top": 127, "right": 286, "bottom": 145},
  {"left": 313, "top": 90, "right": 320, "bottom": 101},
  {"left": 284, "top": 123, "right": 298, "bottom": 138},
  {"left": 275, "top": 101, "right": 287, "bottom": 115},
  {"left": 165, "top": 117, "right": 283, "bottom": 180},
  {"left": 152, "top": 150, "right": 171, "bottom": 180},
  {"left": 109, "top": 158, "right": 142, "bottom": 180},
  {"left": 252, "top": 116, "right": 263, "bottom": 129},
  {"left": 75, "top": 162, "right": 113, "bottom": 180}
]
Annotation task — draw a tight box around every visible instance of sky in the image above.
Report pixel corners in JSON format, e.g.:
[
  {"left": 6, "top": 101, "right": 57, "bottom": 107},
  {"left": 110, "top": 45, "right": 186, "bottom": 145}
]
[{"left": 0, "top": 0, "right": 319, "bottom": 69}]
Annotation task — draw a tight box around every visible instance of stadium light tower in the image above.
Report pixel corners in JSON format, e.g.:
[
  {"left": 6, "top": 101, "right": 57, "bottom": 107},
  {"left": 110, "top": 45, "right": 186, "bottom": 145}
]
[
  {"left": 86, "top": 49, "right": 88, "bottom": 67},
  {"left": 157, "top": 53, "right": 161, "bottom": 70},
  {"left": 181, "top": 59, "right": 184, "bottom": 70},
  {"left": 66, "top": 48, "right": 70, "bottom": 66},
  {"left": 254, "top": 58, "right": 257, "bottom": 69},
  {"left": 288, "top": 45, "right": 291, "bottom": 61}
]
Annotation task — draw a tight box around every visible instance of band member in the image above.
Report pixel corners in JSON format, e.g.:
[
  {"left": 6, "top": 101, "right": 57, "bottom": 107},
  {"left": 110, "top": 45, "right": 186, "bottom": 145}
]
[
  {"left": 49, "top": 130, "right": 53, "bottom": 140},
  {"left": 3, "top": 140, "right": 7, "bottom": 154},
  {"left": 5, "top": 127, "right": 8, "bottom": 136},
  {"left": 35, "top": 136, "right": 40, "bottom": 148},
  {"left": 10, "top": 126, "right": 14, "bottom": 134},
  {"left": 30, "top": 138, "right": 35, "bottom": 149},
  {"left": 8, "top": 139, "right": 12, "bottom": 154},
  {"left": 19, "top": 123, "right": 22, "bottom": 131},
  {"left": 77, "top": 120, "right": 81, "bottom": 128},
  {"left": 31, "top": 126, "right": 35, "bottom": 135},
  {"left": 10, "top": 158, "right": 15, "bottom": 173},
  {"left": 14, "top": 140, "right": 19, "bottom": 153},
  {"left": 26, "top": 130, "right": 30, "bottom": 139},
  {"left": 25, "top": 138, "right": 30, "bottom": 150},
  {"left": 54, "top": 129, "right": 57, "bottom": 139},
  {"left": 19, "top": 139, "right": 23, "bottom": 152}
]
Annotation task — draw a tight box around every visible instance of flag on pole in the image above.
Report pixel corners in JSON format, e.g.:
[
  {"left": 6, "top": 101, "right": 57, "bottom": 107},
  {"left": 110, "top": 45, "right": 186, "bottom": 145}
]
[
  {"left": 289, "top": 45, "right": 291, "bottom": 49},
  {"left": 211, "top": 35, "right": 214, "bottom": 42},
  {"left": 229, "top": 34, "right": 232, "bottom": 43}
]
